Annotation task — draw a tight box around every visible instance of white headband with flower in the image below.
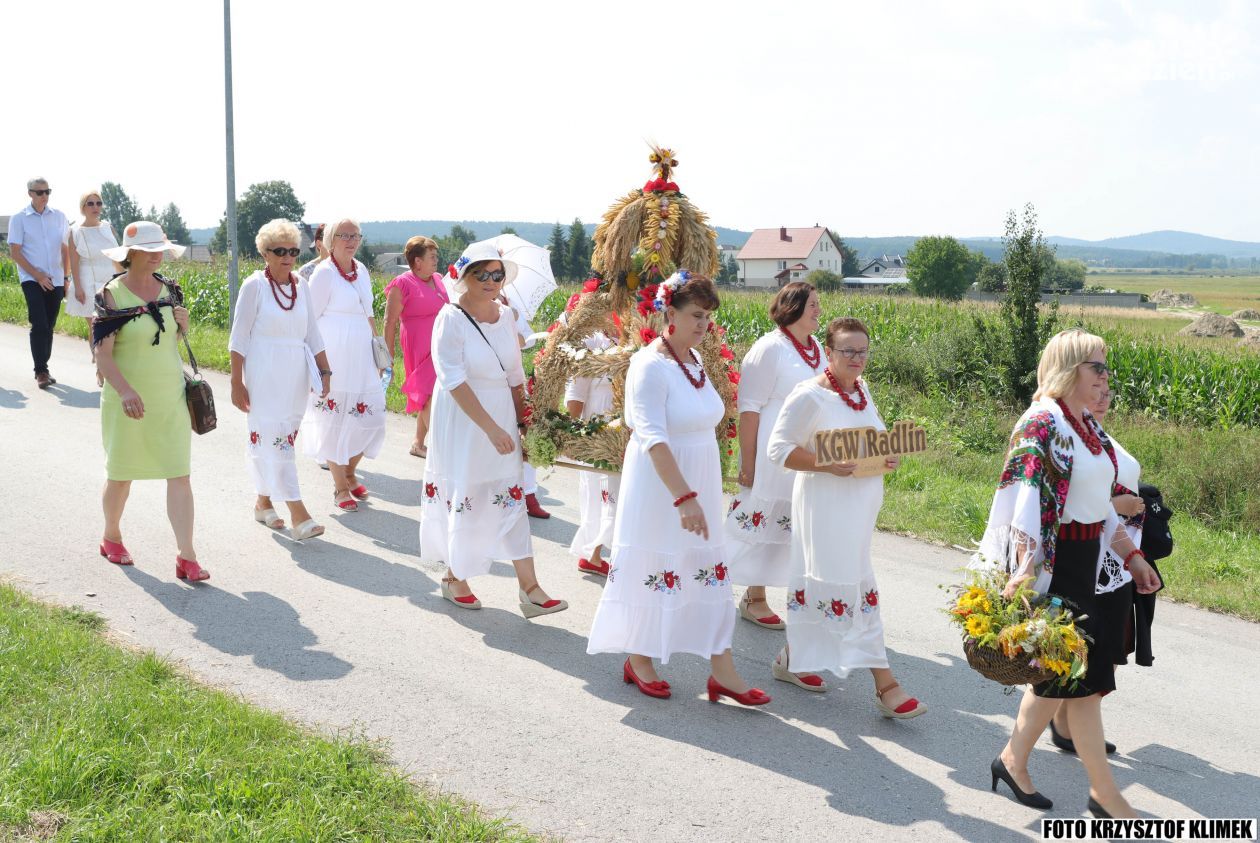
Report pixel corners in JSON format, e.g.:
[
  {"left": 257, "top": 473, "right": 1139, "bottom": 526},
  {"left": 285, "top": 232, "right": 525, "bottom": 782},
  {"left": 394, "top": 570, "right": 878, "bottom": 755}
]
[{"left": 652, "top": 269, "right": 693, "bottom": 312}]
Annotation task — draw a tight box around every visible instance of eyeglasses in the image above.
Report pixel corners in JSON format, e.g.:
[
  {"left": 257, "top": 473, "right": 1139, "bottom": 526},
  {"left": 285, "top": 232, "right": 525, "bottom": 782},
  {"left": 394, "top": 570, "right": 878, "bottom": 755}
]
[
  {"left": 30, "top": 189, "right": 51, "bottom": 196},
  {"left": 85, "top": 200, "right": 103, "bottom": 207},
  {"left": 268, "top": 247, "right": 301, "bottom": 257},
  {"left": 830, "top": 347, "right": 870, "bottom": 360},
  {"left": 472, "top": 269, "right": 506, "bottom": 283},
  {"left": 334, "top": 233, "right": 363, "bottom": 242},
  {"left": 1081, "top": 361, "right": 1110, "bottom": 377}
]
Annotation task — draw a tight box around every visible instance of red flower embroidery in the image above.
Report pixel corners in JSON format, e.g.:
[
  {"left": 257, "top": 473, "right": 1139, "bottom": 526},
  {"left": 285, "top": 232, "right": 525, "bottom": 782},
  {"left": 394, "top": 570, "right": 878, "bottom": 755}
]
[
  {"left": 715, "top": 562, "right": 727, "bottom": 581},
  {"left": 286, "top": 432, "right": 296, "bottom": 446},
  {"left": 425, "top": 482, "right": 438, "bottom": 498},
  {"left": 509, "top": 485, "right": 523, "bottom": 501},
  {"left": 831, "top": 599, "right": 848, "bottom": 617},
  {"left": 326, "top": 398, "right": 337, "bottom": 411},
  {"left": 663, "top": 571, "right": 677, "bottom": 589},
  {"left": 794, "top": 589, "right": 806, "bottom": 605},
  {"left": 865, "top": 590, "right": 879, "bottom": 607},
  {"left": 751, "top": 512, "right": 764, "bottom": 527},
  {"left": 355, "top": 402, "right": 367, "bottom": 414},
  {"left": 249, "top": 431, "right": 259, "bottom": 445}
]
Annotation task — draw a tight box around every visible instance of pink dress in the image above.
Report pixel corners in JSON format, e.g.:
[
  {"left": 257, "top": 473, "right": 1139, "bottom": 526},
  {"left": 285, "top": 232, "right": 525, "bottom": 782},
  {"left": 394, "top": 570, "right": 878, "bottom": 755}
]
[{"left": 385, "top": 271, "right": 449, "bottom": 413}]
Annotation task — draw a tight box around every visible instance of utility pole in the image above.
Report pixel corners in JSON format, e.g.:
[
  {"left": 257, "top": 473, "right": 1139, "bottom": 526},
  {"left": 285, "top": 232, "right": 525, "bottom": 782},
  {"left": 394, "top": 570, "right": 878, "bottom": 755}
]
[{"left": 224, "top": 0, "right": 239, "bottom": 320}]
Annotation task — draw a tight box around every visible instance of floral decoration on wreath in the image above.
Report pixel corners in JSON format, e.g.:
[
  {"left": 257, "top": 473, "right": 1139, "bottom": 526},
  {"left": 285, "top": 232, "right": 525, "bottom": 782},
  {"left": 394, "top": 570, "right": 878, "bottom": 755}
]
[{"left": 524, "top": 145, "right": 737, "bottom": 472}]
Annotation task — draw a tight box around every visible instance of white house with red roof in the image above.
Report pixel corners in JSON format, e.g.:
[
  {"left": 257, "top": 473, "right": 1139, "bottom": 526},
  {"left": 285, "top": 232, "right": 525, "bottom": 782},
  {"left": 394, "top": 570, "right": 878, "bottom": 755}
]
[{"left": 735, "top": 225, "right": 845, "bottom": 288}]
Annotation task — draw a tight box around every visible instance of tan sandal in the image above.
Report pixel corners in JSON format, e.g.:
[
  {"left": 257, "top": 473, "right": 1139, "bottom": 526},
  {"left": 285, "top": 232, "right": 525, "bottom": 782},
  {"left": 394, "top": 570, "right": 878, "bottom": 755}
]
[
  {"left": 291, "top": 519, "right": 324, "bottom": 541},
  {"left": 771, "top": 648, "right": 826, "bottom": 692},
  {"left": 740, "top": 592, "right": 786, "bottom": 630},
  {"left": 875, "top": 681, "right": 927, "bottom": 719},
  {"left": 441, "top": 575, "right": 481, "bottom": 609},
  {"left": 254, "top": 507, "right": 285, "bottom": 530},
  {"left": 518, "top": 581, "right": 568, "bottom": 619}
]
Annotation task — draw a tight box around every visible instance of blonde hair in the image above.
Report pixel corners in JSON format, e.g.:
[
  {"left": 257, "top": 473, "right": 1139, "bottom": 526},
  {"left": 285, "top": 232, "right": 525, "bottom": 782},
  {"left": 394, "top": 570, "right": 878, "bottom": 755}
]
[
  {"left": 1034, "top": 328, "right": 1106, "bottom": 400},
  {"left": 255, "top": 218, "right": 301, "bottom": 254},
  {"left": 323, "top": 218, "right": 361, "bottom": 252},
  {"left": 79, "top": 189, "right": 102, "bottom": 213}
]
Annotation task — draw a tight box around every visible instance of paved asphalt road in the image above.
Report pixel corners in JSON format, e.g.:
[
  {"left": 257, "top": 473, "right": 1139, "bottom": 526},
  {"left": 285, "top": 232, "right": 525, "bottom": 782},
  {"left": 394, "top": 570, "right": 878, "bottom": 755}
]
[{"left": 1, "top": 322, "right": 1258, "bottom": 842}]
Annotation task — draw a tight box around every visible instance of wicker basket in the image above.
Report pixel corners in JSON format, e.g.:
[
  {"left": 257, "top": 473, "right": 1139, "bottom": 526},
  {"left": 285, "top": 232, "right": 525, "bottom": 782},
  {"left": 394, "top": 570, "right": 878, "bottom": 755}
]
[{"left": 963, "top": 638, "right": 1055, "bottom": 687}]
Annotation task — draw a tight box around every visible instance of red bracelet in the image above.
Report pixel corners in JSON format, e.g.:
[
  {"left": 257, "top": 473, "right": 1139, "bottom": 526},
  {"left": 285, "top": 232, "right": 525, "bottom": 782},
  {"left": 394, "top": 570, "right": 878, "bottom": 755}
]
[
  {"left": 1122, "top": 548, "right": 1145, "bottom": 570},
  {"left": 673, "top": 491, "right": 698, "bottom": 507}
]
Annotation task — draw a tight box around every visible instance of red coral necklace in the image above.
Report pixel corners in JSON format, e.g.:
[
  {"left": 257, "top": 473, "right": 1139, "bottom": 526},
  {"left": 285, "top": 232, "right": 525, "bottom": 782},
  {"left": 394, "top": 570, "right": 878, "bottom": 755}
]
[
  {"left": 265, "top": 267, "right": 298, "bottom": 311},
  {"left": 1056, "top": 399, "right": 1118, "bottom": 476},
  {"left": 332, "top": 256, "right": 358, "bottom": 283},
  {"left": 780, "top": 327, "right": 821, "bottom": 369},
  {"left": 661, "top": 338, "right": 707, "bottom": 390},
  {"left": 824, "top": 367, "right": 868, "bottom": 410}
]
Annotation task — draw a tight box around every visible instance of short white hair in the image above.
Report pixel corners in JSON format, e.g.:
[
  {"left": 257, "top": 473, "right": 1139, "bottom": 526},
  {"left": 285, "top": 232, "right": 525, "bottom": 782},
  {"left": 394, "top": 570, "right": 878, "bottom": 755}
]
[
  {"left": 256, "top": 218, "right": 301, "bottom": 254},
  {"left": 323, "top": 218, "right": 361, "bottom": 251},
  {"left": 27, "top": 177, "right": 48, "bottom": 190}
]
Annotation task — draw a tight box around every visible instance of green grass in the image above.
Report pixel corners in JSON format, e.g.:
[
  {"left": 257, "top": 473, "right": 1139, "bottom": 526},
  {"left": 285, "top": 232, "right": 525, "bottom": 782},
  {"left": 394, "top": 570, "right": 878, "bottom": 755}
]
[
  {"left": 1092, "top": 272, "right": 1260, "bottom": 315},
  {"left": 0, "top": 583, "right": 534, "bottom": 842}
]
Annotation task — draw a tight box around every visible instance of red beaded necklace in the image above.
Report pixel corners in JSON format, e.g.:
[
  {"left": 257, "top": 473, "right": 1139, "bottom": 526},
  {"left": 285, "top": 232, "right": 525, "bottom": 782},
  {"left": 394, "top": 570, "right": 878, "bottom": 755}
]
[
  {"left": 1057, "top": 399, "right": 1118, "bottom": 479},
  {"left": 780, "top": 326, "right": 821, "bottom": 369},
  {"left": 265, "top": 267, "right": 298, "bottom": 311},
  {"left": 661, "top": 337, "right": 707, "bottom": 390},
  {"left": 823, "top": 367, "right": 868, "bottom": 411},
  {"left": 332, "top": 255, "right": 358, "bottom": 283}
]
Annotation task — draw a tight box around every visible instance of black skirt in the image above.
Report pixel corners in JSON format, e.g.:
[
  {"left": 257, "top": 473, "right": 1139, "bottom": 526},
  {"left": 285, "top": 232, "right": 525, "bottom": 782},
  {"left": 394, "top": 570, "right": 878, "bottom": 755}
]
[{"left": 1033, "top": 525, "right": 1131, "bottom": 699}]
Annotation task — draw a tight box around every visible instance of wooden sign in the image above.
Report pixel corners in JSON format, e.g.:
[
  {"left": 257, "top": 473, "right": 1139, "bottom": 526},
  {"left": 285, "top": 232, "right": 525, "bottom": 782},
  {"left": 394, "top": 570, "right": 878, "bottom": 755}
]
[{"left": 814, "top": 420, "right": 928, "bottom": 477}]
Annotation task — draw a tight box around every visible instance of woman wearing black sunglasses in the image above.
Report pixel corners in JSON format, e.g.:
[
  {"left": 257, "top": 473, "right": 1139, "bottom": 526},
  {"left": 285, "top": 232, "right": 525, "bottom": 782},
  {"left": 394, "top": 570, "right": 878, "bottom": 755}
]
[{"left": 228, "top": 219, "right": 333, "bottom": 541}]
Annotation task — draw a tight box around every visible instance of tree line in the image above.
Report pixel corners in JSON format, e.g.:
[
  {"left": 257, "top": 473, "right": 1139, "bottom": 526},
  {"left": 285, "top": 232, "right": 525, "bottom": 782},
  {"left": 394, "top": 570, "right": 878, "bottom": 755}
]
[
  {"left": 903, "top": 233, "right": 1087, "bottom": 300},
  {"left": 97, "top": 182, "right": 192, "bottom": 246}
]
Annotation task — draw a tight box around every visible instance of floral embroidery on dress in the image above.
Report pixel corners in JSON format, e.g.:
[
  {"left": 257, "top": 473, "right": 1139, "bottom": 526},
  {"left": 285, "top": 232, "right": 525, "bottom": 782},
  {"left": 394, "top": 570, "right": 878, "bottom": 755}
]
[
  {"left": 601, "top": 489, "right": 615, "bottom": 505},
  {"left": 728, "top": 498, "right": 741, "bottom": 514},
  {"left": 492, "top": 485, "right": 525, "bottom": 509},
  {"left": 777, "top": 514, "right": 791, "bottom": 532},
  {"left": 644, "top": 570, "right": 682, "bottom": 594},
  {"left": 315, "top": 397, "right": 339, "bottom": 414},
  {"left": 861, "top": 589, "right": 879, "bottom": 614},
  {"left": 786, "top": 589, "right": 808, "bottom": 612},
  {"left": 349, "top": 401, "right": 374, "bottom": 418},
  {"left": 424, "top": 482, "right": 439, "bottom": 504},
  {"left": 272, "top": 431, "right": 298, "bottom": 452},
  {"left": 453, "top": 496, "right": 472, "bottom": 513},
  {"left": 693, "top": 562, "right": 729, "bottom": 587},
  {"left": 817, "top": 598, "right": 849, "bottom": 620},
  {"left": 734, "top": 510, "right": 766, "bottom": 532},
  {"left": 249, "top": 431, "right": 260, "bottom": 447}
]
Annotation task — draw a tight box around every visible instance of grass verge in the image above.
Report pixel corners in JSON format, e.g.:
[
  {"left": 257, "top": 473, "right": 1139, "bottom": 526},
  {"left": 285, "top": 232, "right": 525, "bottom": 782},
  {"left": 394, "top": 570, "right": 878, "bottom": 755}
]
[{"left": 0, "top": 583, "right": 533, "bottom": 841}]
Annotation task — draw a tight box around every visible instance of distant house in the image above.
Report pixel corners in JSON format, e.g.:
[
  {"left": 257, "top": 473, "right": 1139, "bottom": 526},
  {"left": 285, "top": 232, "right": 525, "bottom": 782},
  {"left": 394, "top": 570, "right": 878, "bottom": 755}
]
[
  {"left": 736, "top": 225, "right": 845, "bottom": 288},
  {"left": 857, "top": 254, "right": 907, "bottom": 278},
  {"left": 374, "top": 252, "right": 404, "bottom": 272},
  {"left": 718, "top": 243, "right": 741, "bottom": 263},
  {"left": 185, "top": 245, "right": 212, "bottom": 263},
  {"left": 0, "top": 215, "right": 9, "bottom": 244}
]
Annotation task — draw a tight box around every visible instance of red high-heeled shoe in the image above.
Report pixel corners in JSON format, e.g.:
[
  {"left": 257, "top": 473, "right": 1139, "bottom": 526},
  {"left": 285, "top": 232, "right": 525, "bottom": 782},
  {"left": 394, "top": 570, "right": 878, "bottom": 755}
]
[
  {"left": 707, "top": 676, "right": 771, "bottom": 706},
  {"left": 349, "top": 484, "right": 369, "bottom": 501},
  {"left": 175, "top": 556, "right": 210, "bottom": 582},
  {"left": 577, "top": 558, "right": 610, "bottom": 576},
  {"left": 624, "top": 657, "right": 671, "bottom": 699},
  {"left": 99, "top": 538, "right": 133, "bottom": 566}
]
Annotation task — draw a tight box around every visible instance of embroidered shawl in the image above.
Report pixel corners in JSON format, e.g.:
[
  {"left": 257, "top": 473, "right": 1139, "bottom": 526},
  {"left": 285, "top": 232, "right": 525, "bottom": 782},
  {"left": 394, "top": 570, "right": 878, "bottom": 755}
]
[
  {"left": 92, "top": 274, "right": 182, "bottom": 348},
  {"left": 973, "top": 397, "right": 1121, "bottom": 595}
]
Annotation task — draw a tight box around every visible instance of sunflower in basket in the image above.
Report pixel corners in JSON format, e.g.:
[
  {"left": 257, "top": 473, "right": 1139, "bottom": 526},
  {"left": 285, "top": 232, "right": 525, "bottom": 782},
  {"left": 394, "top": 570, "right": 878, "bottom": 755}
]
[{"left": 945, "top": 571, "right": 1091, "bottom": 689}]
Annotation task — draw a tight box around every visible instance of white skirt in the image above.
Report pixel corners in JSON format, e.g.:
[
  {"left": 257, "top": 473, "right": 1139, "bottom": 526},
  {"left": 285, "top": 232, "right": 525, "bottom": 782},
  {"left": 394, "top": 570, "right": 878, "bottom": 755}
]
[
  {"left": 419, "top": 378, "right": 532, "bottom": 579},
  {"left": 302, "top": 311, "right": 386, "bottom": 463},
  {"left": 724, "top": 489, "right": 793, "bottom": 586},
  {"left": 244, "top": 337, "right": 310, "bottom": 502},
  {"left": 568, "top": 473, "right": 620, "bottom": 558},
  {"left": 587, "top": 431, "right": 735, "bottom": 663}
]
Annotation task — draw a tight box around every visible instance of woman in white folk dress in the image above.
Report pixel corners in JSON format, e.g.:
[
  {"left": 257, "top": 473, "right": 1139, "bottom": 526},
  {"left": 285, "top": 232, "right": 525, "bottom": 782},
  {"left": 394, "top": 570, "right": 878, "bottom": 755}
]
[
  {"left": 420, "top": 242, "right": 567, "bottom": 618},
  {"left": 229, "top": 219, "right": 332, "bottom": 541},
  {"left": 302, "top": 219, "right": 387, "bottom": 512},
  {"left": 725, "top": 281, "right": 828, "bottom": 692},
  {"left": 66, "top": 189, "right": 121, "bottom": 357},
  {"left": 588, "top": 273, "right": 769, "bottom": 706},
  {"left": 767, "top": 316, "right": 926, "bottom": 719},
  {"left": 565, "top": 329, "right": 620, "bottom": 576}
]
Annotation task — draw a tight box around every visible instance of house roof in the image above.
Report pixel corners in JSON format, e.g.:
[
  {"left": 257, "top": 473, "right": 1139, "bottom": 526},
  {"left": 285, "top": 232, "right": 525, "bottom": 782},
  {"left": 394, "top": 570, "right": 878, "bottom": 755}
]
[
  {"left": 774, "top": 262, "right": 810, "bottom": 279},
  {"left": 737, "top": 226, "right": 828, "bottom": 261}
]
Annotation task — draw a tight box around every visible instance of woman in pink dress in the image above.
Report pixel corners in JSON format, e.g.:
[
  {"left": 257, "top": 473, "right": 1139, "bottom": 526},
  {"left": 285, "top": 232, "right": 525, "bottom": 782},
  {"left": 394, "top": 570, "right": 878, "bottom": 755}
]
[{"left": 384, "top": 235, "right": 449, "bottom": 457}]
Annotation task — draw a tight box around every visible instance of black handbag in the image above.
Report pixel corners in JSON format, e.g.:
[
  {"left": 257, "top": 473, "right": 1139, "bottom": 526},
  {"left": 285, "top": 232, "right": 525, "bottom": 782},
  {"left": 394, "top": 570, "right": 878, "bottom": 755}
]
[
  {"left": 1139, "top": 483, "right": 1173, "bottom": 562},
  {"left": 182, "top": 336, "right": 217, "bottom": 435}
]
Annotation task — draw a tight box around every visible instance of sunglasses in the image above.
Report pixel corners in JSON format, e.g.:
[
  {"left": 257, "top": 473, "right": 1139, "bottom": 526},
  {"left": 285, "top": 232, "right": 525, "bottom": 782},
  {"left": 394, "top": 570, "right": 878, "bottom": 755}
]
[
  {"left": 472, "top": 269, "right": 506, "bottom": 283},
  {"left": 30, "top": 189, "right": 51, "bottom": 196},
  {"left": 268, "top": 247, "right": 301, "bottom": 257},
  {"left": 1081, "top": 361, "right": 1111, "bottom": 377},
  {"left": 85, "top": 200, "right": 103, "bottom": 207}
]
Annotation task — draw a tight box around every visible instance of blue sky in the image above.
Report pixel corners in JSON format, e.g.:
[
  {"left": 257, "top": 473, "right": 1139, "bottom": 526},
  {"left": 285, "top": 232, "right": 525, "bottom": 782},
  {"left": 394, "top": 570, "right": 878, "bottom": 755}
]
[{"left": 5, "top": 0, "right": 1256, "bottom": 240}]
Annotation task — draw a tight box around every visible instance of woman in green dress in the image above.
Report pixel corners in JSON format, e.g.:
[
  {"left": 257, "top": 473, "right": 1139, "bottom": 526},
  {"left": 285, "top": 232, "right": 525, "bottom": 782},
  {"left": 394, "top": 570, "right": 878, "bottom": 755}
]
[{"left": 94, "top": 221, "right": 208, "bottom": 582}]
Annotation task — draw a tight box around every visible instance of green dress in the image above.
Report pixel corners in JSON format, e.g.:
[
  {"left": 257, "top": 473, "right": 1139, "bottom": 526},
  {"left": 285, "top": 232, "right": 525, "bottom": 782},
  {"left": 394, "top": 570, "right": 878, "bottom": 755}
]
[{"left": 101, "top": 278, "right": 191, "bottom": 480}]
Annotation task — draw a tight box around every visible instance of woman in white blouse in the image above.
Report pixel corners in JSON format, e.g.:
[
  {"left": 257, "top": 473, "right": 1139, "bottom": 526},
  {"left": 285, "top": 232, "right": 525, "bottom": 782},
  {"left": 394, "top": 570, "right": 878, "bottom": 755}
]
[
  {"left": 588, "top": 273, "right": 768, "bottom": 706},
  {"left": 229, "top": 219, "right": 332, "bottom": 541},
  {"left": 420, "top": 242, "right": 567, "bottom": 618},
  {"left": 301, "top": 220, "right": 387, "bottom": 512},
  {"left": 66, "top": 189, "right": 121, "bottom": 353},
  {"left": 767, "top": 317, "right": 923, "bottom": 717}
]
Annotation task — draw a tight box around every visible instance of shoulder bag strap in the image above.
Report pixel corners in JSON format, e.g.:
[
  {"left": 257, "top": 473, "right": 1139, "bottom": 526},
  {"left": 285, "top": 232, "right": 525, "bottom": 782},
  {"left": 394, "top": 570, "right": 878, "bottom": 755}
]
[{"left": 454, "top": 304, "right": 505, "bottom": 372}]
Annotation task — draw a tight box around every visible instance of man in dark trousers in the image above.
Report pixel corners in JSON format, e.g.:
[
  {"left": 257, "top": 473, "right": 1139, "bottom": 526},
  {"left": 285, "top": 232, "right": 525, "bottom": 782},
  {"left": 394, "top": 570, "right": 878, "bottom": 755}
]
[{"left": 9, "top": 177, "right": 70, "bottom": 388}]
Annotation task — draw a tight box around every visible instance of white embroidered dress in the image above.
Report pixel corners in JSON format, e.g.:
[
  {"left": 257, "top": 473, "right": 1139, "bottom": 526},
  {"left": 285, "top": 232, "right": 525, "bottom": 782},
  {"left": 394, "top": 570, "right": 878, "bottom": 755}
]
[
  {"left": 301, "top": 259, "right": 386, "bottom": 463},
  {"left": 228, "top": 270, "right": 325, "bottom": 501},
  {"left": 724, "top": 329, "right": 822, "bottom": 585},
  {"left": 565, "top": 332, "right": 620, "bottom": 559},
  {"left": 587, "top": 347, "right": 734, "bottom": 663},
  {"left": 768, "top": 379, "right": 889, "bottom": 676},
  {"left": 66, "top": 224, "right": 119, "bottom": 317},
  {"left": 420, "top": 302, "right": 532, "bottom": 579}
]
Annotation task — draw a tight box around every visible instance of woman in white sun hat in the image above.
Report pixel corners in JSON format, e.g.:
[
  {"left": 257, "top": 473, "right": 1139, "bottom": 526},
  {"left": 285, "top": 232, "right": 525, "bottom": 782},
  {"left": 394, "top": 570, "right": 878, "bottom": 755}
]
[
  {"left": 419, "top": 241, "right": 567, "bottom": 619},
  {"left": 93, "top": 221, "right": 209, "bottom": 582}
]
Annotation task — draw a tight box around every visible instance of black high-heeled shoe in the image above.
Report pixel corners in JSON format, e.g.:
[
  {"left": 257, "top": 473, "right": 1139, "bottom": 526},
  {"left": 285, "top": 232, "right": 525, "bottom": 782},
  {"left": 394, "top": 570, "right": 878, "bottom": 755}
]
[
  {"left": 1049, "top": 720, "right": 1117, "bottom": 755},
  {"left": 990, "top": 757, "right": 1053, "bottom": 809},
  {"left": 1087, "top": 797, "right": 1111, "bottom": 818}
]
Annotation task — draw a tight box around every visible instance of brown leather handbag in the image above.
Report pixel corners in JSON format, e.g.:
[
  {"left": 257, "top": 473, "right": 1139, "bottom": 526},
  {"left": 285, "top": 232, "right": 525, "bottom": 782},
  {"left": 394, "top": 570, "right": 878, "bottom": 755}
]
[{"left": 182, "top": 336, "right": 217, "bottom": 434}]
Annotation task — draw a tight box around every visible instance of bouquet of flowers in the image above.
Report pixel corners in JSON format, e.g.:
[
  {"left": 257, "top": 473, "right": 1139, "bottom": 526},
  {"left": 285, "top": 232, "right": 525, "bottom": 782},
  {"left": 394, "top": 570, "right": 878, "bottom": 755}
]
[{"left": 944, "top": 571, "right": 1090, "bottom": 689}]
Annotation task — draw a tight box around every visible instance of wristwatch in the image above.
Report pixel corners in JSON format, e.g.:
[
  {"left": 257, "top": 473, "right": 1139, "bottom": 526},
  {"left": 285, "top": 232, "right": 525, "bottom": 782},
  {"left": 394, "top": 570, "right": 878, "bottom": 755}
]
[{"left": 319, "top": 369, "right": 333, "bottom": 376}]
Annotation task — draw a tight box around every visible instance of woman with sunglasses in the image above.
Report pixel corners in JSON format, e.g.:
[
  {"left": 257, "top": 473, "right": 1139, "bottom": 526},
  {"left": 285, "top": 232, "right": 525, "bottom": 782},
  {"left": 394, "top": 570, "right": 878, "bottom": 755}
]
[
  {"left": 302, "top": 219, "right": 387, "bottom": 512},
  {"left": 981, "top": 329, "right": 1160, "bottom": 818},
  {"left": 766, "top": 317, "right": 926, "bottom": 719},
  {"left": 66, "top": 190, "right": 121, "bottom": 353},
  {"left": 228, "top": 219, "right": 333, "bottom": 540},
  {"left": 419, "top": 242, "right": 567, "bottom": 618}
]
